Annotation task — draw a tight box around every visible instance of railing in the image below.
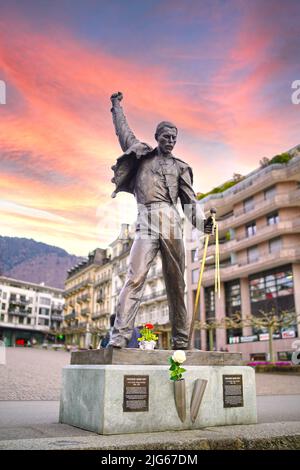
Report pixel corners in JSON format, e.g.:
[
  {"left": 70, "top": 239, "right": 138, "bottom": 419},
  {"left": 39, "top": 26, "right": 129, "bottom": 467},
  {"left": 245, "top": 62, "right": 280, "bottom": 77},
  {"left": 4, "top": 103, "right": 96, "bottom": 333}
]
[
  {"left": 64, "top": 311, "right": 76, "bottom": 321},
  {"left": 51, "top": 305, "right": 64, "bottom": 312},
  {"left": 92, "top": 311, "right": 110, "bottom": 320},
  {"left": 81, "top": 308, "right": 90, "bottom": 316},
  {"left": 147, "top": 269, "right": 163, "bottom": 279},
  {"left": 8, "top": 310, "right": 29, "bottom": 316},
  {"left": 64, "top": 277, "right": 93, "bottom": 296},
  {"left": 9, "top": 298, "right": 30, "bottom": 306},
  {"left": 51, "top": 314, "right": 63, "bottom": 321},
  {"left": 200, "top": 246, "right": 300, "bottom": 284},
  {"left": 94, "top": 274, "right": 111, "bottom": 286},
  {"left": 200, "top": 219, "right": 300, "bottom": 259},
  {"left": 141, "top": 289, "right": 167, "bottom": 302},
  {"left": 214, "top": 189, "right": 300, "bottom": 233}
]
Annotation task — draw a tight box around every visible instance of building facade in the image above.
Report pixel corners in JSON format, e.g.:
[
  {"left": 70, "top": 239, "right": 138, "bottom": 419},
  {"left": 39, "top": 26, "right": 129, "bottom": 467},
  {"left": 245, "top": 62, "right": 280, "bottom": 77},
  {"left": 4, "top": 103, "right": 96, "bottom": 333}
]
[
  {"left": 0, "top": 276, "right": 64, "bottom": 346},
  {"left": 187, "top": 150, "right": 300, "bottom": 361},
  {"left": 63, "top": 248, "right": 111, "bottom": 349}
]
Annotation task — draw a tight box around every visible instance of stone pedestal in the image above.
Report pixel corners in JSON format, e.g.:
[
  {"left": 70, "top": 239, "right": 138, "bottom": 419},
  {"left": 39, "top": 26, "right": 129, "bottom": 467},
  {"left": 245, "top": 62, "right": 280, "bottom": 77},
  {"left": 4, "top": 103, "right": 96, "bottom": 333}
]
[{"left": 59, "top": 350, "right": 257, "bottom": 435}]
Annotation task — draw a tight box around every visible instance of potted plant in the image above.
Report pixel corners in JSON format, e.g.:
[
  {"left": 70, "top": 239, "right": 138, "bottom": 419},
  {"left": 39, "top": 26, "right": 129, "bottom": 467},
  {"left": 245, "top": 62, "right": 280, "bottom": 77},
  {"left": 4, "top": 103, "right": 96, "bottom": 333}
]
[
  {"left": 138, "top": 323, "right": 158, "bottom": 350},
  {"left": 168, "top": 350, "right": 187, "bottom": 422}
]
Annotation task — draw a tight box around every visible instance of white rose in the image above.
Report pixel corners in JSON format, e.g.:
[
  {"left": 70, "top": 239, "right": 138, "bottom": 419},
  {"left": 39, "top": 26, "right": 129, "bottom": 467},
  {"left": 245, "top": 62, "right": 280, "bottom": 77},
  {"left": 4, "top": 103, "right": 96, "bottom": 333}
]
[{"left": 172, "top": 350, "right": 186, "bottom": 364}]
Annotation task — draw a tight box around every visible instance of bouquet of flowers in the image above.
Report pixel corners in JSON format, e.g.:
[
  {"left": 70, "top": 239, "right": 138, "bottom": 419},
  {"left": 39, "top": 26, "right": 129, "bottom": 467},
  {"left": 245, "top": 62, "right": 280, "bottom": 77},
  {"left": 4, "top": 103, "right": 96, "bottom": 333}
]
[{"left": 137, "top": 323, "right": 158, "bottom": 343}]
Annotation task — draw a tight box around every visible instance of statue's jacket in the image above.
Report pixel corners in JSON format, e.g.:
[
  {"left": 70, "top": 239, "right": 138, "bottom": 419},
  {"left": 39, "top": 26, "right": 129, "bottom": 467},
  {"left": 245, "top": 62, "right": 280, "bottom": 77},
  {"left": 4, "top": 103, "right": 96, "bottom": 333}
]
[{"left": 110, "top": 102, "right": 204, "bottom": 229}]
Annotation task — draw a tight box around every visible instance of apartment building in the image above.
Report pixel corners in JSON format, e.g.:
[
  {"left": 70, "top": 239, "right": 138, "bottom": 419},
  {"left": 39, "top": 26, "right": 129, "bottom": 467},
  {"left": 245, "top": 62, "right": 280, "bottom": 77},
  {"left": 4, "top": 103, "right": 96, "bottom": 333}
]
[
  {"left": 91, "top": 257, "right": 113, "bottom": 348},
  {"left": 187, "top": 149, "right": 300, "bottom": 361},
  {"left": 63, "top": 248, "right": 110, "bottom": 348},
  {"left": 0, "top": 276, "right": 64, "bottom": 346}
]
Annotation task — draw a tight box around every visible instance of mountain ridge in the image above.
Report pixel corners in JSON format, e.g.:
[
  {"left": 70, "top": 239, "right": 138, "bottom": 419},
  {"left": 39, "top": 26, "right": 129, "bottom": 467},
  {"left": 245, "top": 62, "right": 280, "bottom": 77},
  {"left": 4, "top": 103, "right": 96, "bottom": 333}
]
[{"left": 0, "top": 236, "right": 86, "bottom": 289}]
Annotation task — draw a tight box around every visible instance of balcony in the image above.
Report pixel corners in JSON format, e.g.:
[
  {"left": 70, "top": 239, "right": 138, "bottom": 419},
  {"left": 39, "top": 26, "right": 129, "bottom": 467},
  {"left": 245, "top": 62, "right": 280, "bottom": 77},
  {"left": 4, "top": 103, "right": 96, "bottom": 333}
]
[
  {"left": 141, "top": 289, "right": 167, "bottom": 304},
  {"left": 51, "top": 314, "right": 63, "bottom": 321},
  {"left": 95, "top": 273, "right": 111, "bottom": 286},
  {"left": 64, "top": 311, "right": 76, "bottom": 321},
  {"left": 8, "top": 310, "right": 29, "bottom": 316},
  {"left": 147, "top": 268, "right": 163, "bottom": 280},
  {"left": 215, "top": 189, "right": 300, "bottom": 233},
  {"left": 64, "top": 277, "right": 93, "bottom": 296},
  {"left": 81, "top": 308, "right": 90, "bottom": 316},
  {"left": 201, "top": 159, "right": 300, "bottom": 215},
  {"left": 81, "top": 294, "right": 91, "bottom": 303},
  {"left": 9, "top": 298, "right": 30, "bottom": 306},
  {"left": 51, "top": 304, "right": 64, "bottom": 312},
  {"left": 92, "top": 311, "right": 110, "bottom": 320},
  {"left": 198, "top": 246, "right": 300, "bottom": 286},
  {"left": 204, "top": 220, "right": 300, "bottom": 258}
]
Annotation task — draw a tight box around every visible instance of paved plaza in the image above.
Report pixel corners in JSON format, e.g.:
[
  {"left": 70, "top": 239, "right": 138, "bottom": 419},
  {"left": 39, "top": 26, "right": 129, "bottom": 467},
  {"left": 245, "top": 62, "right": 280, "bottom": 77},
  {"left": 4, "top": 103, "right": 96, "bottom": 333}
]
[{"left": 0, "top": 347, "right": 300, "bottom": 401}]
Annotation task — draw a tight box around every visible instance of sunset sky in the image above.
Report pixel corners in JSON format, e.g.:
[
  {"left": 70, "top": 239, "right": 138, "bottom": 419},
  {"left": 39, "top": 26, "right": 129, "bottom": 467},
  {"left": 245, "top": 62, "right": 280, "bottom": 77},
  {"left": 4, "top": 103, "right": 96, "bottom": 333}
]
[{"left": 1, "top": 0, "right": 299, "bottom": 255}]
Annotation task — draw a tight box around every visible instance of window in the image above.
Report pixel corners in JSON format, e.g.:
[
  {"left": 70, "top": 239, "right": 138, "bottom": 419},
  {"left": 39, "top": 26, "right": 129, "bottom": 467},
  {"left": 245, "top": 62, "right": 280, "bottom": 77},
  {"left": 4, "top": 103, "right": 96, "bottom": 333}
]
[
  {"left": 243, "top": 197, "right": 254, "bottom": 213},
  {"left": 19, "top": 317, "right": 24, "bottom": 324},
  {"left": 204, "top": 286, "right": 216, "bottom": 350},
  {"left": 191, "top": 249, "right": 199, "bottom": 263},
  {"left": 205, "top": 287, "right": 215, "bottom": 320},
  {"left": 247, "top": 246, "right": 259, "bottom": 263},
  {"left": 39, "top": 307, "right": 50, "bottom": 316},
  {"left": 39, "top": 297, "right": 51, "bottom": 306},
  {"left": 192, "top": 269, "right": 199, "bottom": 284},
  {"left": 267, "top": 212, "right": 279, "bottom": 225},
  {"left": 249, "top": 265, "right": 295, "bottom": 317},
  {"left": 2, "top": 292, "right": 7, "bottom": 300},
  {"left": 246, "top": 222, "right": 256, "bottom": 237},
  {"left": 269, "top": 237, "right": 281, "bottom": 254},
  {"left": 264, "top": 185, "right": 276, "bottom": 200},
  {"left": 225, "top": 281, "right": 243, "bottom": 343},
  {"left": 193, "top": 330, "right": 201, "bottom": 350},
  {"left": 0, "top": 314, "right": 4, "bottom": 321},
  {"left": 1, "top": 303, "right": 5, "bottom": 310}
]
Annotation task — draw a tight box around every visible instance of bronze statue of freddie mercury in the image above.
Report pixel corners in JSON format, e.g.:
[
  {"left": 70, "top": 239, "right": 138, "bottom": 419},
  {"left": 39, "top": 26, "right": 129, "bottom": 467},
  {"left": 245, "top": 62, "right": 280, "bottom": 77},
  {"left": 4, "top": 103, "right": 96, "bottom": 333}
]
[{"left": 109, "top": 91, "right": 213, "bottom": 349}]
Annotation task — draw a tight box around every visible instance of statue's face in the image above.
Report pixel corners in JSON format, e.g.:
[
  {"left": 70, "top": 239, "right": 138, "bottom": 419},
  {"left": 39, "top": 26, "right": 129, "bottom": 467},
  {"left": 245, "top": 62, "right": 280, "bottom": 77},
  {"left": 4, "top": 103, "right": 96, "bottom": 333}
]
[{"left": 157, "top": 127, "right": 177, "bottom": 155}]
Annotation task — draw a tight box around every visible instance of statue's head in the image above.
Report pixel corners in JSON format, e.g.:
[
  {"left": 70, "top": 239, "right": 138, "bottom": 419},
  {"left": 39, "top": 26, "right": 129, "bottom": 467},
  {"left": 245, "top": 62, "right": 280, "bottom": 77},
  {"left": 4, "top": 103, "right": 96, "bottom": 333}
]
[{"left": 155, "top": 121, "right": 178, "bottom": 155}]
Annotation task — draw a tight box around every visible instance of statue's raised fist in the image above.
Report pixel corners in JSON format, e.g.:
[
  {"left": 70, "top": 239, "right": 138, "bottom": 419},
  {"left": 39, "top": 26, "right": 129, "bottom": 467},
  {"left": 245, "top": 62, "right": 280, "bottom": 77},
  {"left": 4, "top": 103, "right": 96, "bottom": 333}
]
[{"left": 110, "top": 91, "right": 123, "bottom": 103}]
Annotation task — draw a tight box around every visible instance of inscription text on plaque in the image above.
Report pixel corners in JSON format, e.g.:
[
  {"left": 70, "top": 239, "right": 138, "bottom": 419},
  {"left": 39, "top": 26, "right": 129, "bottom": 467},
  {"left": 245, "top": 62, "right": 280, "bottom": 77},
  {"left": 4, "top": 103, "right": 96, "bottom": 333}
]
[
  {"left": 223, "top": 374, "right": 244, "bottom": 408},
  {"left": 123, "top": 375, "right": 149, "bottom": 412}
]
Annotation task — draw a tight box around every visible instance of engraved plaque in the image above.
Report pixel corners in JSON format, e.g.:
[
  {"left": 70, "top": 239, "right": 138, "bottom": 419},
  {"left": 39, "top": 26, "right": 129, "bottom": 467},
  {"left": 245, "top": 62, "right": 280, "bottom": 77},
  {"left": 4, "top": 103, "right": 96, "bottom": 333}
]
[
  {"left": 123, "top": 375, "right": 149, "bottom": 412},
  {"left": 223, "top": 374, "right": 244, "bottom": 408}
]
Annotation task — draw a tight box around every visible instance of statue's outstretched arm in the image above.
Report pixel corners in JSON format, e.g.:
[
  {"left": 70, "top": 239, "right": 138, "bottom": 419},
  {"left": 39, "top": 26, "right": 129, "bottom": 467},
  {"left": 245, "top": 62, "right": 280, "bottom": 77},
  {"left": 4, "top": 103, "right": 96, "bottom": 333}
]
[{"left": 110, "top": 92, "right": 139, "bottom": 152}]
